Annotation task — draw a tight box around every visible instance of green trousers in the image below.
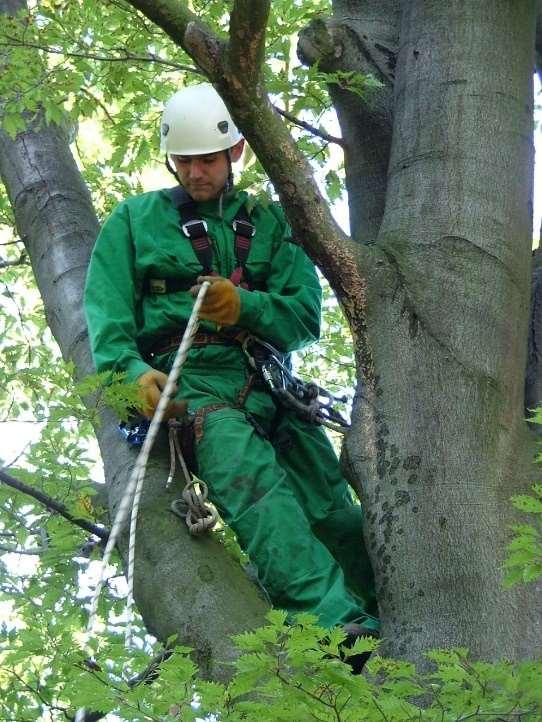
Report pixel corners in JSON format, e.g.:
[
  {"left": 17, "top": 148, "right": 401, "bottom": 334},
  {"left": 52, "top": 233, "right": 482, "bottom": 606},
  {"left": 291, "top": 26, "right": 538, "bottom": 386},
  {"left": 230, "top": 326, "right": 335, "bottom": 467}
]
[{"left": 160, "top": 349, "right": 378, "bottom": 630}]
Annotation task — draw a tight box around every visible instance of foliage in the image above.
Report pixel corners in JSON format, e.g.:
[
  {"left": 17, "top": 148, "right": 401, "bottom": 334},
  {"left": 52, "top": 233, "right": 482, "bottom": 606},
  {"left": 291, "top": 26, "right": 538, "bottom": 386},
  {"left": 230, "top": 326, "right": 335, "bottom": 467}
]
[
  {"left": 504, "top": 484, "right": 542, "bottom": 587},
  {"left": 0, "top": 0, "right": 349, "bottom": 216},
  {"left": 222, "top": 613, "right": 542, "bottom": 722},
  {"left": 3, "top": 608, "right": 541, "bottom": 721}
]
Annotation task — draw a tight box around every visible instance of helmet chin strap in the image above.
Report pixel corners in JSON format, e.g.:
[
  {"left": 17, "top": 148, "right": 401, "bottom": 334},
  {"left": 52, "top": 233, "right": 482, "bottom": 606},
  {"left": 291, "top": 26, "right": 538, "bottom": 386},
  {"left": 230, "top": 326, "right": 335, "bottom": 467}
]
[
  {"left": 165, "top": 155, "right": 179, "bottom": 181},
  {"left": 224, "top": 148, "right": 234, "bottom": 194}
]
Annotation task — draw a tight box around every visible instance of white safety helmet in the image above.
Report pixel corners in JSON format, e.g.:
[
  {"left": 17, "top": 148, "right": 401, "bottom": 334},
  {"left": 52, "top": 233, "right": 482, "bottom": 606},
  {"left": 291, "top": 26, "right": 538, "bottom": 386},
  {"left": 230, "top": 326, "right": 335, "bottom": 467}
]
[{"left": 160, "top": 83, "right": 243, "bottom": 156}]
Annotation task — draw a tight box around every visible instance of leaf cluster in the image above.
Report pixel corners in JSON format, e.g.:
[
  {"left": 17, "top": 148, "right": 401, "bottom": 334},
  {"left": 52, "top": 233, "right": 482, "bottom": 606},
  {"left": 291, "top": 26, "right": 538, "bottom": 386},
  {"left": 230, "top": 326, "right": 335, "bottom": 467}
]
[{"left": 504, "top": 483, "right": 542, "bottom": 587}]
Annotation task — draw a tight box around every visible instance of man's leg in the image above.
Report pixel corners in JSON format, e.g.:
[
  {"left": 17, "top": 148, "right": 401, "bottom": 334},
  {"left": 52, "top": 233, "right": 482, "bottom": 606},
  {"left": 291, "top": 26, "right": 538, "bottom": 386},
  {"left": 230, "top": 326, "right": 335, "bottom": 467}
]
[
  {"left": 195, "top": 406, "right": 367, "bottom": 628},
  {"left": 271, "top": 414, "right": 379, "bottom": 628}
]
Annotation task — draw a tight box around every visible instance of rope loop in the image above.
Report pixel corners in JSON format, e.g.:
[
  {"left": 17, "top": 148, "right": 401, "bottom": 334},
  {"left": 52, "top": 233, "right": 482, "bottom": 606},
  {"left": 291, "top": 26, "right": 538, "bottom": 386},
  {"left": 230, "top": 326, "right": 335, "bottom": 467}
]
[
  {"left": 168, "top": 422, "right": 218, "bottom": 536},
  {"left": 170, "top": 482, "right": 218, "bottom": 535}
]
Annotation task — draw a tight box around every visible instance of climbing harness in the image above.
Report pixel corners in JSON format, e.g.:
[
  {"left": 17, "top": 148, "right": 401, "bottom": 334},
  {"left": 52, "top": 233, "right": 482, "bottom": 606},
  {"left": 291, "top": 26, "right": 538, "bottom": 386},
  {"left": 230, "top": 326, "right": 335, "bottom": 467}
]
[
  {"left": 242, "top": 336, "right": 351, "bottom": 434},
  {"left": 75, "top": 282, "right": 211, "bottom": 722},
  {"left": 143, "top": 187, "right": 265, "bottom": 296},
  {"left": 122, "top": 332, "right": 351, "bottom": 459}
]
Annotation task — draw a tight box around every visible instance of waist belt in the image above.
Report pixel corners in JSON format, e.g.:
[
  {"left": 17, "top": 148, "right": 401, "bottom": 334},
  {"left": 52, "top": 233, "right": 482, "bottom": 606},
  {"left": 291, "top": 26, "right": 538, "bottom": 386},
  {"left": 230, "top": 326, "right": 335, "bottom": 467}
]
[
  {"left": 147, "top": 329, "right": 246, "bottom": 358},
  {"left": 143, "top": 275, "right": 267, "bottom": 295}
]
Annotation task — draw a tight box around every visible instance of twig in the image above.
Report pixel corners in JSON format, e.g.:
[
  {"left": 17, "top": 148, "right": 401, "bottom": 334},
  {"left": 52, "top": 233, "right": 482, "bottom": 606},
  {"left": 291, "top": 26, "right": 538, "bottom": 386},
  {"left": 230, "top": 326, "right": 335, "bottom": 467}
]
[
  {"left": 456, "top": 712, "right": 532, "bottom": 721},
  {"left": 0, "top": 253, "right": 28, "bottom": 269},
  {"left": 372, "top": 698, "right": 390, "bottom": 722},
  {"left": 79, "top": 87, "right": 115, "bottom": 123},
  {"left": 274, "top": 105, "right": 345, "bottom": 147},
  {"left": 4, "top": 440, "right": 32, "bottom": 469},
  {"left": 0, "top": 544, "right": 44, "bottom": 555},
  {"left": 1, "top": 667, "right": 69, "bottom": 718},
  {"left": 127, "top": 648, "right": 173, "bottom": 687},
  {"left": 0, "top": 468, "right": 109, "bottom": 540},
  {"left": 0, "top": 36, "right": 201, "bottom": 74}
]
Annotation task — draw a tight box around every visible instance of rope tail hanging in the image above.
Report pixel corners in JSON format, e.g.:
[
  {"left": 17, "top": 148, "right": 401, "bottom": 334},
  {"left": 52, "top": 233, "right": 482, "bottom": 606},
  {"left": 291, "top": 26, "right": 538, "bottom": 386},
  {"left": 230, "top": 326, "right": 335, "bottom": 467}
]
[{"left": 74, "top": 282, "right": 210, "bottom": 722}]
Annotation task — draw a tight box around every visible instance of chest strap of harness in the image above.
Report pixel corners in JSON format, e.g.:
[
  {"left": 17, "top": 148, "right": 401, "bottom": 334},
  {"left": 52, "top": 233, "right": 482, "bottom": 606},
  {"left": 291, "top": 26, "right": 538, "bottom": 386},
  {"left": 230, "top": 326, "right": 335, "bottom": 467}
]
[{"left": 144, "top": 187, "right": 258, "bottom": 295}]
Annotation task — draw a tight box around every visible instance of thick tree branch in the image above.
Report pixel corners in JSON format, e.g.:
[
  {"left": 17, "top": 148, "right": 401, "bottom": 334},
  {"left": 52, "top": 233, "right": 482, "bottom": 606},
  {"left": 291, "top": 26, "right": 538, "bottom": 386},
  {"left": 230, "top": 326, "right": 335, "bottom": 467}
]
[
  {"left": 227, "top": 0, "right": 270, "bottom": 88},
  {"left": 0, "top": 467, "right": 109, "bottom": 540},
  {"left": 297, "top": 3, "right": 399, "bottom": 241},
  {"left": 124, "top": 0, "right": 222, "bottom": 75}
]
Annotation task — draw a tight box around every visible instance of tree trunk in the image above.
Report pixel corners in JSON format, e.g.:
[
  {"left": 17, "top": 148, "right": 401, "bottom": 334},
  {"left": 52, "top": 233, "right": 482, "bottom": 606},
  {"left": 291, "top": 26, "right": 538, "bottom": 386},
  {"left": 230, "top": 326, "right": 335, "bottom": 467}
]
[{"left": 344, "top": 0, "right": 542, "bottom": 661}]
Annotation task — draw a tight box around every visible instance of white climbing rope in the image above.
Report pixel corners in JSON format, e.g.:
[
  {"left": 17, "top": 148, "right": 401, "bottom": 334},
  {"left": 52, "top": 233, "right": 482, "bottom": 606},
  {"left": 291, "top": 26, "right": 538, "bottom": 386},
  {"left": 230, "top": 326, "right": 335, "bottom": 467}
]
[{"left": 75, "top": 282, "right": 209, "bottom": 722}]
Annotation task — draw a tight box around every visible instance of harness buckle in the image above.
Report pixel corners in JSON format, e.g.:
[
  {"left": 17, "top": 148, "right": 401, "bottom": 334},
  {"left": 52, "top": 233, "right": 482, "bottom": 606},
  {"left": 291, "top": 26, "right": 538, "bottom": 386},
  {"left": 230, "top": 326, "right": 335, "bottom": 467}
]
[
  {"left": 149, "top": 278, "right": 167, "bottom": 294},
  {"left": 232, "top": 219, "right": 256, "bottom": 237},
  {"left": 181, "top": 219, "right": 208, "bottom": 237}
]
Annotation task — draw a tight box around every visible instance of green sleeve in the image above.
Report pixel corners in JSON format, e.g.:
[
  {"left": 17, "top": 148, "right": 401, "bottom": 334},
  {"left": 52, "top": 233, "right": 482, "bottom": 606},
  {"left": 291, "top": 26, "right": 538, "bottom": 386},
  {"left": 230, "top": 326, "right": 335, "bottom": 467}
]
[
  {"left": 236, "top": 209, "right": 322, "bottom": 352},
  {"left": 84, "top": 203, "right": 151, "bottom": 383}
]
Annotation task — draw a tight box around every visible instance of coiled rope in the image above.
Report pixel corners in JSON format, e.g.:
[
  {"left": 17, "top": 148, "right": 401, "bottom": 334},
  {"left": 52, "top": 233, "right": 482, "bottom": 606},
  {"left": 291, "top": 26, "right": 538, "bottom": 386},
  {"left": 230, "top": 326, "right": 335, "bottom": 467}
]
[
  {"left": 75, "top": 282, "right": 209, "bottom": 722},
  {"left": 167, "top": 420, "right": 218, "bottom": 535}
]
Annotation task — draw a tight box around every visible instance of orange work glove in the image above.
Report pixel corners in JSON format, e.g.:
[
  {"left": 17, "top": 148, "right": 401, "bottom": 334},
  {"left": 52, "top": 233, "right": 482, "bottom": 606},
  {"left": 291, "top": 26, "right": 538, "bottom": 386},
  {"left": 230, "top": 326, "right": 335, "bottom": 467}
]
[
  {"left": 190, "top": 275, "right": 241, "bottom": 326},
  {"left": 137, "top": 369, "right": 187, "bottom": 420}
]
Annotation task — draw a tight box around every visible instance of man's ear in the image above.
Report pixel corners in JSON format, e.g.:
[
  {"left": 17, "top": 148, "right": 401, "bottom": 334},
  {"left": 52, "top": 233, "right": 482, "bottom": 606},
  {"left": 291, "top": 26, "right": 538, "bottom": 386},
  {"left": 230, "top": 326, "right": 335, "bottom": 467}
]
[{"left": 229, "top": 138, "right": 245, "bottom": 162}]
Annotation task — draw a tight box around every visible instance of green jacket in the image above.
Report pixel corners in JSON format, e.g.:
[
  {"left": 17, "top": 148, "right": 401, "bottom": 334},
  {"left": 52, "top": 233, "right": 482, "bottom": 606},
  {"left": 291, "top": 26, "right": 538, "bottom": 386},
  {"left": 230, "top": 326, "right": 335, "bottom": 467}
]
[{"left": 84, "top": 188, "right": 322, "bottom": 382}]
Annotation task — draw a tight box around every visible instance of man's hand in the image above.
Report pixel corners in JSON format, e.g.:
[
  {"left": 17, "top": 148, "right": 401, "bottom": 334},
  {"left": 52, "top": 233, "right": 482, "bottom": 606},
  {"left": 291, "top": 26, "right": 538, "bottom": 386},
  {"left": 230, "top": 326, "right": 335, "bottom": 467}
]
[
  {"left": 190, "top": 275, "right": 241, "bottom": 326},
  {"left": 137, "top": 369, "right": 187, "bottom": 420}
]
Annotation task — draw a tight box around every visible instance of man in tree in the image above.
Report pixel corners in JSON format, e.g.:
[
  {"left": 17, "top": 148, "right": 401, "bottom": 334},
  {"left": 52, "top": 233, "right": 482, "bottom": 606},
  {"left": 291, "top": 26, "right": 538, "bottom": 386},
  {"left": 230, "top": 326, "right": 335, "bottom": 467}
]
[{"left": 84, "top": 83, "right": 378, "bottom": 645}]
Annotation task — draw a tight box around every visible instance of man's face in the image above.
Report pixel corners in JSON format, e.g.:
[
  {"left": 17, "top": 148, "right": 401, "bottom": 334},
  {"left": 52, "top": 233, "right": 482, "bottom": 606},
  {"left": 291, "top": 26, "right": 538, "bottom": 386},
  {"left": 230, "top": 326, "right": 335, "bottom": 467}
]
[{"left": 171, "top": 151, "right": 230, "bottom": 202}]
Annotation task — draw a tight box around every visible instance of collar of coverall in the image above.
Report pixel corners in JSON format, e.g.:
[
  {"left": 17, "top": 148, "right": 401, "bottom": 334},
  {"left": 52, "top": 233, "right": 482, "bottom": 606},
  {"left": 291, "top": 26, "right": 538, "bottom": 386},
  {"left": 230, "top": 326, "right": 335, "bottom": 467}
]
[{"left": 169, "top": 184, "right": 242, "bottom": 221}]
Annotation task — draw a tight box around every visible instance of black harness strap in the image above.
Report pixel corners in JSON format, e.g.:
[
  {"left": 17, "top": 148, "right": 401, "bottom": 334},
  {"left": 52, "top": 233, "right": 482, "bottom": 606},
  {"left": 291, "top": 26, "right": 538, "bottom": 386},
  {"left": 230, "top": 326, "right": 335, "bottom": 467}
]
[
  {"left": 143, "top": 277, "right": 193, "bottom": 294},
  {"left": 231, "top": 204, "right": 255, "bottom": 288},
  {"left": 176, "top": 186, "right": 255, "bottom": 286},
  {"left": 177, "top": 208, "right": 214, "bottom": 276},
  {"left": 144, "top": 187, "right": 259, "bottom": 295}
]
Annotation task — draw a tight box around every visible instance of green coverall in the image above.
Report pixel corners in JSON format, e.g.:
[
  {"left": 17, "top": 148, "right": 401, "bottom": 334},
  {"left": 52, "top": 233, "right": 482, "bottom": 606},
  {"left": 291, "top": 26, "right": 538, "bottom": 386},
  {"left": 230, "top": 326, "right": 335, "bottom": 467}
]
[{"left": 84, "top": 187, "right": 378, "bottom": 630}]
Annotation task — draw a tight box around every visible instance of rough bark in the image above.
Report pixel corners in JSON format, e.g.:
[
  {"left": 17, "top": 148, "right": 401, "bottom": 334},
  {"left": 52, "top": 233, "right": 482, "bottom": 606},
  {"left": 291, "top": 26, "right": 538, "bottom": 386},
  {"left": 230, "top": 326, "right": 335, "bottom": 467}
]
[
  {"left": 526, "top": 250, "right": 542, "bottom": 423},
  {"left": 346, "top": 0, "right": 542, "bottom": 660}
]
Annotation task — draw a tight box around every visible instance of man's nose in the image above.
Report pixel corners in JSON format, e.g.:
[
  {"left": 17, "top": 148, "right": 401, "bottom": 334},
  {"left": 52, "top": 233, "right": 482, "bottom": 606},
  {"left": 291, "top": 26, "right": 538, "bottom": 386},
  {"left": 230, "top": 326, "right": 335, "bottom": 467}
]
[{"left": 189, "top": 160, "right": 204, "bottom": 179}]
